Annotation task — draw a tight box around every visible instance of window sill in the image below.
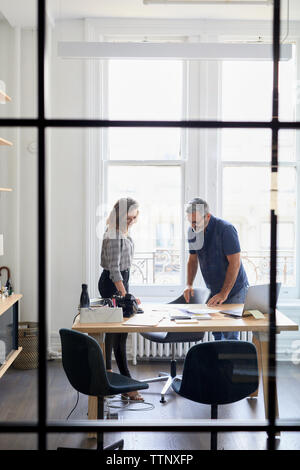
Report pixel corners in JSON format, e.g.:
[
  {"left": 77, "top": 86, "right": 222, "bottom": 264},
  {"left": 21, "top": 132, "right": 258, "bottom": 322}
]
[{"left": 278, "top": 299, "right": 300, "bottom": 309}]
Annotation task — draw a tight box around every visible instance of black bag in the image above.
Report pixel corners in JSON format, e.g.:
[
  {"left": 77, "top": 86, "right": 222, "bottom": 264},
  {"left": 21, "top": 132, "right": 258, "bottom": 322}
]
[{"left": 114, "top": 293, "right": 139, "bottom": 318}]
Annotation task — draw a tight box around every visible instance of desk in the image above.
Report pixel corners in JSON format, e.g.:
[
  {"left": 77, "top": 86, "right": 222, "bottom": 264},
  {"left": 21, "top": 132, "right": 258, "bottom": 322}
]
[{"left": 72, "top": 303, "right": 298, "bottom": 426}]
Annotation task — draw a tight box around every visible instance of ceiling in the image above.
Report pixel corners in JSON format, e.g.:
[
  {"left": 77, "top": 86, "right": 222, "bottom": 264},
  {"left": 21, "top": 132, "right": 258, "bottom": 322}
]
[{"left": 0, "top": 0, "right": 299, "bottom": 28}]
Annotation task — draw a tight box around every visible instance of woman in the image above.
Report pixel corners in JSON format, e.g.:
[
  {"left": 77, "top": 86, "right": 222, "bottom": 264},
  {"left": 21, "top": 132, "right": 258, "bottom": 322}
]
[{"left": 98, "top": 197, "right": 143, "bottom": 401}]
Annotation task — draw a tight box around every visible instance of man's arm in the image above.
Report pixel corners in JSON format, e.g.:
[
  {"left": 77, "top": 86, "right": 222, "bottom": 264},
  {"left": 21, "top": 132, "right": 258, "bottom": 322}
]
[
  {"left": 183, "top": 253, "right": 198, "bottom": 303},
  {"left": 207, "top": 253, "right": 241, "bottom": 306}
]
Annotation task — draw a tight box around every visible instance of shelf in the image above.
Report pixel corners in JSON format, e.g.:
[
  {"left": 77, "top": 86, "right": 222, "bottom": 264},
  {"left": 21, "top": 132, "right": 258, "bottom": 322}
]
[
  {"left": 0, "top": 137, "right": 13, "bottom": 146},
  {"left": 0, "top": 90, "right": 11, "bottom": 103},
  {"left": 0, "top": 188, "right": 13, "bottom": 192},
  {"left": 0, "top": 348, "right": 23, "bottom": 379},
  {"left": 0, "top": 294, "right": 23, "bottom": 317}
]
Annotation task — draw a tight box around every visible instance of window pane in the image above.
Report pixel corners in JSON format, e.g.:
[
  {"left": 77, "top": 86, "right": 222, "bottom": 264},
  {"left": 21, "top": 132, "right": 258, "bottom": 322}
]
[
  {"left": 107, "top": 165, "right": 182, "bottom": 285},
  {"left": 278, "top": 129, "right": 296, "bottom": 162},
  {"left": 221, "top": 129, "right": 271, "bottom": 162},
  {"left": 280, "top": 7, "right": 298, "bottom": 122},
  {"left": 108, "top": 60, "right": 182, "bottom": 120},
  {"left": 222, "top": 166, "right": 297, "bottom": 288},
  {"left": 278, "top": 46, "right": 297, "bottom": 122},
  {"left": 222, "top": 61, "right": 272, "bottom": 121},
  {"left": 222, "top": 57, "right": 295, "bottom": 122},
  {"left": 108, "top": 127, "right": 181, "bottom": 160},
  {"left": 108, "top": 59, "right": 182, "bottom": 160},
  {"left": 221, "top": 128, "right": 295, "bottom": 163}
]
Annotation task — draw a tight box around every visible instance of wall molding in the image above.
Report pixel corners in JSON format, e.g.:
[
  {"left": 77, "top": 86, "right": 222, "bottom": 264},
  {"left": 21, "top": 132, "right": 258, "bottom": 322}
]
[{"left": 86, "top": 17, "right": 300, "bottom": 41}]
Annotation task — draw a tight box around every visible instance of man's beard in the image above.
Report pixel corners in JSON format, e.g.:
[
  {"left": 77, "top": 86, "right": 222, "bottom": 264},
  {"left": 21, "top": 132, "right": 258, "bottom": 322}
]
[{"left": 192, "top": 226, "right": 204, "bottom": 234}]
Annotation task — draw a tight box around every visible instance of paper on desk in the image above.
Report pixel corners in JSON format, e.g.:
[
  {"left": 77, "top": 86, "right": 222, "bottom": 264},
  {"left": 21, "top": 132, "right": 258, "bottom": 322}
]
[
  {"left": 122, "top": 313, "right": 165, "bottom": 326},
  {"left": 244, "top": 310, "right": 265, "bottom": 319},
  {"left": 176, "top": 307, "right": 213, "bottom": 319},
  {"left": 184, "top": 307, "right": 219, "bottom": 315}
]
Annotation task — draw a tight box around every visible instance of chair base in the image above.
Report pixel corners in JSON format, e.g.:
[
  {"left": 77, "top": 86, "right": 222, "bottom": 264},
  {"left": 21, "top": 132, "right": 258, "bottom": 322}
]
[
  {"left": 140, "top": 371, "right": 176, "bottom": 403},
  {"left": 159, "top": 376, "right": 174, "bottom": 403},
  {"left": 139, "top": 371, "right": 169, "bottom": 384}
]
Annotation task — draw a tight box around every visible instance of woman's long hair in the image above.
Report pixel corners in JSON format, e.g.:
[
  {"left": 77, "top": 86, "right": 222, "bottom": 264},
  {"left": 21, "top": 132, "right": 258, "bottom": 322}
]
[{"left": 106, "top": 197, "right": 139, "bottom": 235}]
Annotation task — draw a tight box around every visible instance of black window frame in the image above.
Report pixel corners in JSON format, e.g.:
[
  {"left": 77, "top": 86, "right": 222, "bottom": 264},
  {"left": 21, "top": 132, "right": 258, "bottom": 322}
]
[{"left": 1, "top": 0, "right": 300, "bottom": 451}]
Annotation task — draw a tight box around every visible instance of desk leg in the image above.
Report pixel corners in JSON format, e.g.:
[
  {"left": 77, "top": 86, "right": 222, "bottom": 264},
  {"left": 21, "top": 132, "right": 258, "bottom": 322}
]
[
  {"left": 88, "top": 333, "right": 106, "bottom": 439},
  {"left": 253, "top": 332, "right": 280, "bottom": 436},
  {"left": 249, "top": 334, "right": 261, "bottom": 398}
]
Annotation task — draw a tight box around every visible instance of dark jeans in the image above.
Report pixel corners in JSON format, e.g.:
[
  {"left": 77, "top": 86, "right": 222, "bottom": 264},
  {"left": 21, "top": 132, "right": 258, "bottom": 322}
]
[{"left": 98, "top": 269, "right": 131, "bottom": 377}]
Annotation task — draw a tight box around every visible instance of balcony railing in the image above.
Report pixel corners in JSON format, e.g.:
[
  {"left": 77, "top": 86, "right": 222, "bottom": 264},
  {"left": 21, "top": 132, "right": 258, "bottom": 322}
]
[
  {"left": 241, "top": 250, "right": 295, "bottom": 286},
  {"left": 130, "top": 249, "right": 295, "bottom": 286}
]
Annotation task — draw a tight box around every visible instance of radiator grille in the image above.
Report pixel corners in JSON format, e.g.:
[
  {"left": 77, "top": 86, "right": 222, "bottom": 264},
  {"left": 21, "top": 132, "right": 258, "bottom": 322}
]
[
  {"left": 134, "top": 332, "right": 209, "bottom": 361},
  {"left": 131, "top": 332, "right": 252, "bottom": 364}
]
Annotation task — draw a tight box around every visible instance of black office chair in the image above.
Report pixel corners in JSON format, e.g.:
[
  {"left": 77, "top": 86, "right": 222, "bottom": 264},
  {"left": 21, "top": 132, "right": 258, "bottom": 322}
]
[
  {"left": 141, "top": 288, "right": 209, "bottom": 403},
  {"left": 59, "top": 328, "right": 149, "bottom": 451},
  {"left": 171, "top": 340, "right": 259, "bottom": 450}
]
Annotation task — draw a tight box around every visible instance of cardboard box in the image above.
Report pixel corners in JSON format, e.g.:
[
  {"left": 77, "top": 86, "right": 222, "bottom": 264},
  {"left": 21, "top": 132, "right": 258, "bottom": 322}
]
[{"left": 79, "top": 306, "right": 123, "bottom": 323}]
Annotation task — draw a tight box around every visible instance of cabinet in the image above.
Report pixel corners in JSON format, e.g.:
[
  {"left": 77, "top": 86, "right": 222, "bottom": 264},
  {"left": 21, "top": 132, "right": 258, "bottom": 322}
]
[{"left": 0, "top": 294, "right": 22, "bottom": 378}]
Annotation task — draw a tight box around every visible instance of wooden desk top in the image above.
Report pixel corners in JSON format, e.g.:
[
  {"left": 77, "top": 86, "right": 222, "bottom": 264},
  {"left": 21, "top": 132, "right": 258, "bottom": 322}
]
[
  {"left": 0, "top": 294, "right": 22, "bottom": 317},
  {"left": 72, "top": 303, "right": 298, "bottom": 334}
]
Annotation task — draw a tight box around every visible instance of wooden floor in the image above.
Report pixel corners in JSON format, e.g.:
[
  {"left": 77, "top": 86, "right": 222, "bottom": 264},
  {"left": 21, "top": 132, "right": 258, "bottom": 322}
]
[{"left": 0, "top": 360, "right": 300, "bottom": 450}]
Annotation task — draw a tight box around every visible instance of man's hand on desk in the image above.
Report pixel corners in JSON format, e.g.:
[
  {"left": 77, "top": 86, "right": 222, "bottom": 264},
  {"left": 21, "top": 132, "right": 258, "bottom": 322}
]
[
  {"left": 207, "top": 291, "right": 228, "bottom": 307},
  {"left": 183, "top": 285, "right": 194, "bottom": 303}
]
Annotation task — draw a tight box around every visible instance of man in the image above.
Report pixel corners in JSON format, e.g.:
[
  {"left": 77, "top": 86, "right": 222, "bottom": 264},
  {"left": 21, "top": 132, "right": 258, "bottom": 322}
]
[{"left": 183, "top": 197, "right": 249, "bottom": 340}]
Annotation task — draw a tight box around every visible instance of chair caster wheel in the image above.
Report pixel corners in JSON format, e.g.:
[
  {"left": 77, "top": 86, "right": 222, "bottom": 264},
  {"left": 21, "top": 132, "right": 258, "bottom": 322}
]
[{"left": 160, "top": 396, "right": 166, "bottom": 403}]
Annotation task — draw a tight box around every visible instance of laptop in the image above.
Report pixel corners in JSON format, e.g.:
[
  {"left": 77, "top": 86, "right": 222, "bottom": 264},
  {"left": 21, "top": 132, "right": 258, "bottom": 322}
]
[{"left": 220, "top": 283, "right": 281, "bottom": 318}]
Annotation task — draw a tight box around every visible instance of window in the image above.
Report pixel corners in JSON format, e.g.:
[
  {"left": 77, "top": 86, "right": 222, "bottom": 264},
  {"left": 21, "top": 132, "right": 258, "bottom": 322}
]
[
  {"left": 108, "top": 59, "right": 182, "bottom": 160},
  {"left": 106, "top": 164, "right": 182, "bottom": 285},
  {"left": 221, "top": 56, "right": 298, "bottom": 298},
  {"left": 103, "top": 57, "right": 185, "bottom": 292}
]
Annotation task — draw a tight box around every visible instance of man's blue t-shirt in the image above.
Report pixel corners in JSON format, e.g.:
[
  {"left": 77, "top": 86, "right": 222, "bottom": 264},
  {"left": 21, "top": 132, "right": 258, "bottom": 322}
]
[{"left": 188, "top": 215, "right": 248, "bottom": 298}]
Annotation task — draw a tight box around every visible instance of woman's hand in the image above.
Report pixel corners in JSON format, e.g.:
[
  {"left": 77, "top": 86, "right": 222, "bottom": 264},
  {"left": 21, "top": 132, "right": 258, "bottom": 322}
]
[
  {"left": 135, "top": 298, "right": 141, "bottom": 305},
  {"left": 114, "top": 280, "right": 127, "bottom": 297}
]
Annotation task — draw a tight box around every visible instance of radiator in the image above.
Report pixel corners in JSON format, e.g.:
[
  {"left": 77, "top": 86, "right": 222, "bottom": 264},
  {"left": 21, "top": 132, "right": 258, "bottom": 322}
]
[{"left": 131, "top": 331, "right": 252, "bottom": 365}]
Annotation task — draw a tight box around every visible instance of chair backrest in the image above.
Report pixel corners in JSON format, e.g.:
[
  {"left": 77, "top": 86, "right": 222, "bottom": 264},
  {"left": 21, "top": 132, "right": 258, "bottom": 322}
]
[
  {"left": 169, "top": 288, "right": 210, "bottom": 305},
  {"left": 177, "top": 341, "right": 258, "bottom": 405},
  {"left": 59, "top": 328, "right": 111, "bottom": 397}
]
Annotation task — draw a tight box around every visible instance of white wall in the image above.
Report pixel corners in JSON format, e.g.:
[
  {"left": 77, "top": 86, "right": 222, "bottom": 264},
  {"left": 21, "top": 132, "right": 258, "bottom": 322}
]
[
  {"left": 19, "top": 29, "right": 38, "bottom": 325},
  {"left": 48, "top": 20, "right": 87, "bottom": 347}
]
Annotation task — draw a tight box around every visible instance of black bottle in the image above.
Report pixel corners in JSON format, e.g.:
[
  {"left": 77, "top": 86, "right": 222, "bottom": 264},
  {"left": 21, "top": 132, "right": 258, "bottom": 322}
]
[
  {"left": 80, "top": 284, "right": 90, "bottom": 308},
  {"left": 6, "top": 279, "right": 13, "bottom": 296}
]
